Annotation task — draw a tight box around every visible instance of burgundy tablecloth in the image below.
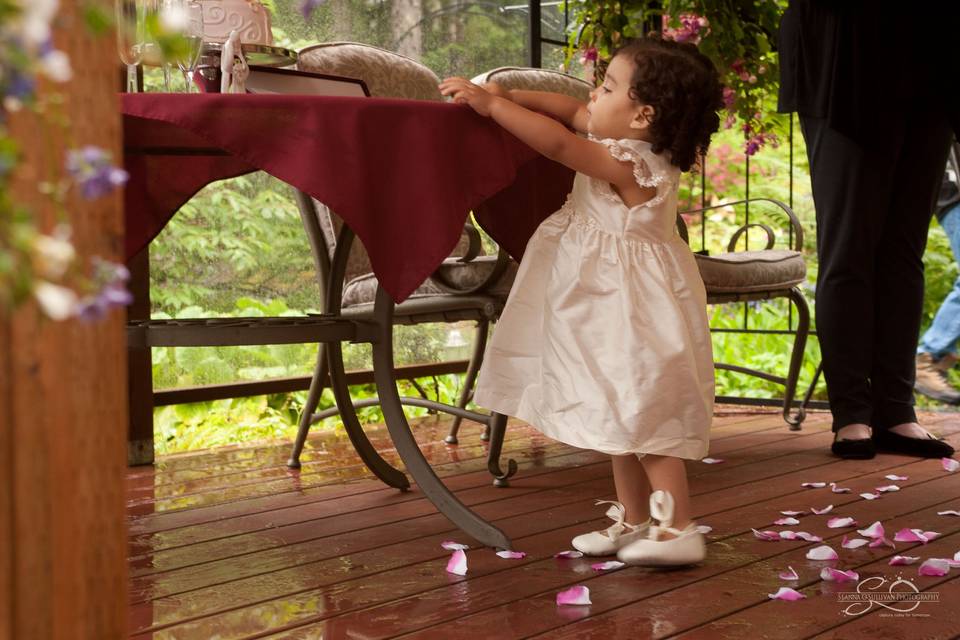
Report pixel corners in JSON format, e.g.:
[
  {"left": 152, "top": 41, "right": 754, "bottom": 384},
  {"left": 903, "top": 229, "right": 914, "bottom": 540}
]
[{"left": 122, "top": 93, "right": 574, "bottom": 302}]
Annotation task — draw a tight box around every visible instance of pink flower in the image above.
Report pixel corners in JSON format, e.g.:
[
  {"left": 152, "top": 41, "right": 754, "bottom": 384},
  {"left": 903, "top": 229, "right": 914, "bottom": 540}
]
[
  {"left": 722, "top": 86, "right": 736, "bottom": 109},
  {"left": 580, "top": 46, "right": 598, "bottom": 64}
]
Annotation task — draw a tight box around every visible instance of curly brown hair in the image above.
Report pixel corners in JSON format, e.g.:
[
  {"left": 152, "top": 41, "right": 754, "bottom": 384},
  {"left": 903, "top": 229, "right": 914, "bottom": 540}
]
[{"left": 611, "top": 36, "right": 723, "bottom": 172}]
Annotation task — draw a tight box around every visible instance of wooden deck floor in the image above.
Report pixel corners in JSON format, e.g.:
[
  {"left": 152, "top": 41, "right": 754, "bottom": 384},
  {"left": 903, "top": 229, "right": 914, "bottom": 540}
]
[{"left": 127, "top": 409, "right": 960, "bottom": 639}]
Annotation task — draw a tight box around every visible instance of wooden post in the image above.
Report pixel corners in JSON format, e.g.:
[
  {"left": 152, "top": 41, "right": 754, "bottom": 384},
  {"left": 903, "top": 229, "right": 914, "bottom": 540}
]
[{"left": 0, "top": 0, "right": 127, "bottom": 638}]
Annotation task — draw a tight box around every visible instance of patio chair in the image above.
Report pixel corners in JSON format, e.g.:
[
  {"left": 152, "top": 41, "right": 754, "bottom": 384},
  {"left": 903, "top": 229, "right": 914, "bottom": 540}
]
[
  {"left": 287, "top": 43, "right": 518, "bottom": 467},
  {"left": 680, "top": 200, "right": 810, "bottom": 428}
]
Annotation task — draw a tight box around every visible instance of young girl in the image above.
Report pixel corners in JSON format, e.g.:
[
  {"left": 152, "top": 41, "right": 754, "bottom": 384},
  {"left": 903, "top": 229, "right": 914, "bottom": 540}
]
[{"left": 439, "top": 36, "right": 722, "bottom": 567}]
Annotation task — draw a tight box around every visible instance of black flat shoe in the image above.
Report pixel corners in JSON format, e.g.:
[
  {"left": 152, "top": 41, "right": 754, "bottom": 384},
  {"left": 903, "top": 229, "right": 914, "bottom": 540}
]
[
  {"left": 831, "top": 435, "right": 876, "bottom": 459},
  {"left": 873, "top": 429, "right": 955, "bottom": 458}
]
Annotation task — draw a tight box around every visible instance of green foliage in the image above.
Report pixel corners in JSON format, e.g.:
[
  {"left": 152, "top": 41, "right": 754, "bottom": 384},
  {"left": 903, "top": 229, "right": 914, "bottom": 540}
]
[{"left": 154, "top": 374, "right": 467, "bottom": 455}]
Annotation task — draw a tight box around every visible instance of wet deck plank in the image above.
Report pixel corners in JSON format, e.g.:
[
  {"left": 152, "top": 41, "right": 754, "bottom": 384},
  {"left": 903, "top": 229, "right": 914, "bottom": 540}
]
[{"left": 127, "top": 410, "right": 960, "bottom": 639}]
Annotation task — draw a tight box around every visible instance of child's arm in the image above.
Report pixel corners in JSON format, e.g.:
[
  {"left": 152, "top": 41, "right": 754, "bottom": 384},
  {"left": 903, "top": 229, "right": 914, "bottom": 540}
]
[
  {"left": 441, "top": 77, "right": 589, "bottom": 132},
  {"left": 501, "top": 88, "right": 590, "bottom": 134},
  {"left": 440, "top": 78, "right": 638, "bottom": 193}
]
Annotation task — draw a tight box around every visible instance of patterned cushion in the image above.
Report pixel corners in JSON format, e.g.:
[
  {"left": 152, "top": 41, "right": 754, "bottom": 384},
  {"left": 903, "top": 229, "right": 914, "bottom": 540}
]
[
  {"left": 696, "top": 250, "right": 806, "bottom": 294},
  {"left": 471, "top": 67, "right": 593, "bottom": 102},
  {"left": 342, "top": 256, "right": 518, "bottom": 308},
  {"left": 297, "top": 42, "right": 442, "bottom": 101}
]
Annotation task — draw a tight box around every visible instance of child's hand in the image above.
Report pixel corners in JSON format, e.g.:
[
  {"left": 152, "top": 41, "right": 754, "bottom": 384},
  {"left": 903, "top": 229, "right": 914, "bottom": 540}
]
[{"left": 439, "top": 77, "right": 498, "bottom": 117}]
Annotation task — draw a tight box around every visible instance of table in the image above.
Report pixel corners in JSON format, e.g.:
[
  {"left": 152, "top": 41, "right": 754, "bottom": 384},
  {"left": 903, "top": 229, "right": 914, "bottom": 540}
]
[{"left": 123, "top": 93, "right": 573, "bottom": 549}]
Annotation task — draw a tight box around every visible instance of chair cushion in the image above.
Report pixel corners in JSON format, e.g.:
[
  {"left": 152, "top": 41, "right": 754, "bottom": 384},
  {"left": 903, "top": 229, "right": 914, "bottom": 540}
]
[
  {"left": 297, "top": 42, "right": 442, "bottom": 101},
  {"left": 342, "top": 256, "right": 518, "bottom": 308},
  {"left": 696, "top": 250, "right": 806, "bottom": 294},
  {"left": 472, "top": 67, "right": 592, "bottom": 102}
]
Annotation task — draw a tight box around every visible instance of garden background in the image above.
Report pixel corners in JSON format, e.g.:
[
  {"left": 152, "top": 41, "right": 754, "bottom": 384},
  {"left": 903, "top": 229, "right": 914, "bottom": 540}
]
[{"left": 148, "top": 0, "right": 958, "bottom": 454}]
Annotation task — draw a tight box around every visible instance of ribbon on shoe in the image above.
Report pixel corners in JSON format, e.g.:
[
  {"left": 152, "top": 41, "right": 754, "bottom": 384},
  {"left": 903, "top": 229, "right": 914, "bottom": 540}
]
[
  {"left": 647, "top": 490, "right": 695, "bottom": 541},
  {"left": 595, "top": 500, "right": 638, "bottom": 540}
]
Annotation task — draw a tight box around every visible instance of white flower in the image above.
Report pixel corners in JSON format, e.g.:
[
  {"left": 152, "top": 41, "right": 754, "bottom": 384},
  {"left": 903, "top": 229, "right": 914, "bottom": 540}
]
[
  {"left": 41, "top": 50, "right": 73, "bottom": 83},
  {"left": 32, "top": 230, "right": 76, "bottom": 279},
  {"left": 18, "top": 0, "right": 59, "bottom": 46},
  {"left": 160, "top": 4, "right": 189, "bottom": 31},
  {"left": 34, "top": 281, "right": 78, "bottom": 321}
]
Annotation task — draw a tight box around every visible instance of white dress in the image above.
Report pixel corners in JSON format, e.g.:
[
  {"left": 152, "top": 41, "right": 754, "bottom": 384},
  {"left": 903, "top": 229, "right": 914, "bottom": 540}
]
[{"left": 473, "top": 137, "right": 714, "bottom": 460}]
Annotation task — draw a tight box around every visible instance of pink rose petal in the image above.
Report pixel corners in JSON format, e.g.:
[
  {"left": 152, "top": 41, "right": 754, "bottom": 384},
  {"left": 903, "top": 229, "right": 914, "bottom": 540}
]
[
  {"left": 820, "top": 567, "right": 860, "bottom": 583},
  {"left": 778, "top": 566, "right": 799, "bottom": 580},
  {"left": 695, "top": 524, "right": 713, "bottom": 534},
  {"left": 446, "top": 549, "right": 468, "bottom": 575},
  {"left": 806, "top": 545, "right": 839, "bottom": 561},
  {"left": 829, "top": 482, "right": 851, "bottom": 494},
  {"left": 827, "top": 517, "right": 858, "bottom": 529},
  {"left": 841, "top": 535, "right": 870, "bottom": 549},
  {"left": 496, "top": 550, "right": 527, "bottom": 559},
  {"left": 885, "top": 474, "right": 908, "bottom": 481},
  {"left": 774, "top": 517, "right": 800, "bottom": 526},
  {"left": 441, "top": 541, "right": 470, "bottom": 551},
  {"left": 591, "top": 560, "right": 625, "bottom": 571},
  {"left": 868, "top": 536, "right": 896, "bottom": 549},
  {"left": 794, "top": 531, "right": 823, "bottom": 542},
  {"left": 780, "top": 510, "right": 806, "bottom": 516},
  {"left": 876, "top": 485, "right": 900, "bottom": 493},
  {"left": 893, "top": 528, "right": 929, "bottom": 544},
  {"left": 768, "top": 587, "right": 806, "bottom": 601},
  {"left": 922, "top": 530, "right": 941, "bottom": 542},
  {"left": 752, "top": 528, "right": 782, "bottom": 541},
  {"left": 856, "top": 521, "right": 884, "bottom": 538},
  {"left": 701, "top": 457, "right": 724, "bottom": 464},
  {"left": 942, "top": 458, "right": 959, "bottom": 473},
  {"left": 937, "top": 510, "right": 960, "bottom": 517},
  {"left": 933, "top": 557, "right": 960, "bottom": 569},
  {"left": 860, "top": 492, "right": 881, "bottom": 500},
  {"left": 889, "top": 555, "right": 921, "bottom": 565},
  {"left": 811, "top": 505, "right": 834, "bottom": 515},
  {"left": 554, "top": 550, "right": 584, "bottom": 559},
  {"left": 556, "top": 585, "right": 592, "bottom": 606},
  {"left": 802, "top": 482, "right": 827, "bottom": 488},
  {"left": 918, "top": 558, "right": 951, "bottom": 576},
  {"left": 955, "top": 551, "right": 960, "bottom": 562},
  {"left": 778, "top": 530, "right": 798, "bottom": 540}
]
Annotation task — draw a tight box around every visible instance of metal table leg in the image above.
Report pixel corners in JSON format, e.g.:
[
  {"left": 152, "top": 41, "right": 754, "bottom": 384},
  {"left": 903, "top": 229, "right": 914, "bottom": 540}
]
[{"left": 371, "top": 286, "right": 513, "bottom": 550}]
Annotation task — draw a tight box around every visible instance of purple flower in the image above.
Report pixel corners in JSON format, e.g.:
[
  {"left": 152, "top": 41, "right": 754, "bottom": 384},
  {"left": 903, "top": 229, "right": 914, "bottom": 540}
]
[
  {"left": 75, "top": 259, "right": 132, "bottom": 322},
  {"left": 65, "top": 146, "right": 128, "bottom": 200},
  {"left": 580, "top": 46, "right": 598, "bottom": 63},
  {"left": 299, "top": 0, "right": 327, "bottom": 19}
]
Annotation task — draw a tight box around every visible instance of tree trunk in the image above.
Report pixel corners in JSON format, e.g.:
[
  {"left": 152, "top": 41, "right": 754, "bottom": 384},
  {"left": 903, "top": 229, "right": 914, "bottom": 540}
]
[{"left": 391, "top": 0, "right": 423, "bottom": 59}]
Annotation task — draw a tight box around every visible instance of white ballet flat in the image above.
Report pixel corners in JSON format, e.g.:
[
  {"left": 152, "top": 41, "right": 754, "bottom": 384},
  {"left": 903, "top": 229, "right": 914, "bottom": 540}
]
[
  {"left": 571, "top": 500, "right": 652, "bottom": 556},
  {"left": 617, "top": 490, "right": 706, "bottom": 566}
]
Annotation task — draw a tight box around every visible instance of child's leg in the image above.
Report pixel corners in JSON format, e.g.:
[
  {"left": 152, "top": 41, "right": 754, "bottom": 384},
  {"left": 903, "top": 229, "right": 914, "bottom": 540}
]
[
  {"left": 611, "top": 453, "right": 652, "bottom": 524},
  {"left": 638, "top": 453, "right": 693, "bottom": 537}
]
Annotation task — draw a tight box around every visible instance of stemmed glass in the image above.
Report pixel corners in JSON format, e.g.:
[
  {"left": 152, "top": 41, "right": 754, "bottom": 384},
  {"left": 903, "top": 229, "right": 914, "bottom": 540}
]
[
  {"left": 115, "top": 0, "right": 145, "bottom": 92},
  {"left": 175, "top": 1, "right": 205, "bottom": 93}
]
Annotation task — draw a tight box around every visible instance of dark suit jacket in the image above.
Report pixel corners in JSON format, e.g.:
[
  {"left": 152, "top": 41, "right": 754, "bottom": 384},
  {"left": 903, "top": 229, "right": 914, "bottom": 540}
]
[{"left": 778, "top": 0, "right": 959, "bottom": 146}]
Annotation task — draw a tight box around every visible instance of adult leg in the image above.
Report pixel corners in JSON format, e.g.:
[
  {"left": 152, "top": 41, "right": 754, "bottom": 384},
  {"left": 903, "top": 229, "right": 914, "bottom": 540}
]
[
  {"left": 799, "top": 115, "right": 897, "bottom": 432},
  {"left": 870, "top": 113, "right": 954, "bottom": 429}
]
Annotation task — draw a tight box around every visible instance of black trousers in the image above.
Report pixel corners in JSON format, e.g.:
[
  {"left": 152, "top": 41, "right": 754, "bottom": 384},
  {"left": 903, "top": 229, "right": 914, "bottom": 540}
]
[{"left": 800, "top": 113, "right": 954, "bottom": 432}]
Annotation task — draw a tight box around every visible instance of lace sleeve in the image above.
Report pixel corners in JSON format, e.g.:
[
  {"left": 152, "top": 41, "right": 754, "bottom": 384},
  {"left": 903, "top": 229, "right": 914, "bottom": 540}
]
[{"left": 592, "top": 137, "right": 677, "bottom": 209}]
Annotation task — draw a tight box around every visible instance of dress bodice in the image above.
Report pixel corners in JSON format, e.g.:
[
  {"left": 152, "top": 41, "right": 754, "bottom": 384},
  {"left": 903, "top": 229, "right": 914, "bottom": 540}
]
[{"left": 566, "top": 137, "right": 682, "bottom": 243}]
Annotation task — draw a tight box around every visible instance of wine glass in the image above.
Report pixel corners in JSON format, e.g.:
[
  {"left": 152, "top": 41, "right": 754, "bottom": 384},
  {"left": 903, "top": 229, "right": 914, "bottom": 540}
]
[
  {"left": 173, "top": 1, "right": 204, "bottom": 92},
  {"left": 115, "top": 0, "right": 145, "bottom": 92}
]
